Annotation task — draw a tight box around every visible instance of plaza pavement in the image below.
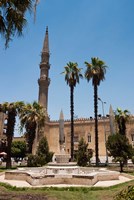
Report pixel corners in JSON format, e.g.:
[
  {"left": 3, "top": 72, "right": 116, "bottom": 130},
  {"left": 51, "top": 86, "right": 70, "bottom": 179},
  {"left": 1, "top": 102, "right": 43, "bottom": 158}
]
[{"left": 0, "top": 172, "right": 133, "bottom": 188}]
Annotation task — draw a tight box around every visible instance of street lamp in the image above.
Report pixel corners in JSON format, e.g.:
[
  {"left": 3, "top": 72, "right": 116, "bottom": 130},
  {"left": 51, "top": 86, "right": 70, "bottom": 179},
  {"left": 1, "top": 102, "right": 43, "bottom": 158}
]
[{"left": 98, "top": 97, "right": 108, "bottom": 164}]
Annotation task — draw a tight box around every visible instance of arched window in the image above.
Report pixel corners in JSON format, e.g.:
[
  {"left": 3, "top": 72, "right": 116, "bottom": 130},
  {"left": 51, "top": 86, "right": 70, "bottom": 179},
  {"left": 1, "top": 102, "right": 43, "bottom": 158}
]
[
  {"left": 131, "top": 134, "right": 134, "bottom": 142},
  {"left": 74, "top": 135, "right": 79, "bottom": 143},
  {"left": 88, "top": 133, "right": 91, "bottom": 143}
]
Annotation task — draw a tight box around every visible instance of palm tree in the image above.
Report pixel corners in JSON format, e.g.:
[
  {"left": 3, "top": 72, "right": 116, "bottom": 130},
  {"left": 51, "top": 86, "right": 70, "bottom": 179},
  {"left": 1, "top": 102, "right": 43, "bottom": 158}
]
[
  {"left": 115, "top": 108, "right": 130, "bottom": 135},
  {"left": 0, "top": 0, "right": 33, "bottom": 47},
  {"left": 85, "top": 57, "right": 107, "bottom": 166},
  {"left": 62, "top": 62, "right": 83, "bottom": 161},
  {"left": 0, "top": 101, "right": 24, "bottom": 169},
  {"left": 19, "top": 101, "right": 46, "bottom": 154}
]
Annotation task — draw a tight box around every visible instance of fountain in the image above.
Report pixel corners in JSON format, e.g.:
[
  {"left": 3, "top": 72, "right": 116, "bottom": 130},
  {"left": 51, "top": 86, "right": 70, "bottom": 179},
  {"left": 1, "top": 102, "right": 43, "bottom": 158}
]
[
  {"left": 5, "top": 166, "right": 120, "bottom": 186},
  {"left": 5, "top": 152, "right": 120, "bottom": 186}
]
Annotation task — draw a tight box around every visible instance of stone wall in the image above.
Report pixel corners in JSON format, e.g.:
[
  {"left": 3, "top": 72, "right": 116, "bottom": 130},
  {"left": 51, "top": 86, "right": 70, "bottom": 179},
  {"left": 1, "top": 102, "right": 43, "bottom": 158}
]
[{"left": 39, "top": 117, "right": 134, "bottom": 158}]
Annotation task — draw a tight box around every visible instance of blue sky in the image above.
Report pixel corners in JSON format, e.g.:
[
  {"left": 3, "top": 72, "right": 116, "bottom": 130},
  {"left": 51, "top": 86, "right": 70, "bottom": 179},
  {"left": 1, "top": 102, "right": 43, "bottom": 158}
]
[{"left": 0, "top": 0, "right": 134, "bottom": 132}]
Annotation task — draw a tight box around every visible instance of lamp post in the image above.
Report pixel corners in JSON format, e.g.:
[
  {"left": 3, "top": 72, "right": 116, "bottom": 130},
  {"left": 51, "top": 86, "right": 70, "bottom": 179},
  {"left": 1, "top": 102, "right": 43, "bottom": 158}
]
[{"left": 98, "top": 97, "right": 108, "bottom": 164}]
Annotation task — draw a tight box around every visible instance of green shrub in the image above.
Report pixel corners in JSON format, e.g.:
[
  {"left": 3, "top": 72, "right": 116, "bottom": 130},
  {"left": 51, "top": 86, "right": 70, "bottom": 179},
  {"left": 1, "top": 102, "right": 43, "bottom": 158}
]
[
  {"left": 11, "top": 141, "right": 26, "bottom": 159},
  {"left": 27, "top": 154, "right": 51, "bottom": 167},
  {"left": 114, "top": 185, "right": 134, "bottom": 200},
  {"left": 106, "top": 133, "right": 134, "bottom": 172},
  {"left": 27, "top": 136, "right": 53, "bottom": 167},
  {"left": 77, "top": 137, "right": 93, "bottom": 166},
  {"left": 37, "top": 136, "right": 53, "bottom": 164},
  {"left": 27, "top": 154, "right": 39, "bottom": 167}
]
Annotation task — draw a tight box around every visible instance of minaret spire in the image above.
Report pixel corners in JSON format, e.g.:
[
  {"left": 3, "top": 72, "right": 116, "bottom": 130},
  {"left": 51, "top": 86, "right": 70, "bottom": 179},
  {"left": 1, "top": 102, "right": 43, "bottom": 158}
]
[
  {"left": 42, "top": 26, "right": 49, "bottom": 53},
  {"left": 38, "top": 27, "right": 50, "bottom": 111}
]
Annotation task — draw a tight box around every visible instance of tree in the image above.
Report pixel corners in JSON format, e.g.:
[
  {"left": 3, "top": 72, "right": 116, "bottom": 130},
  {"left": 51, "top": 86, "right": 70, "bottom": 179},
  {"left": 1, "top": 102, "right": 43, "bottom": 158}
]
[
  {"left": 77, "top": 137, "right": 93, "bottom": 166},
  {"left": 0, "top": 0, "right": 34, "bottom": 48},
  {"left": 85, "top": 57, "right": 107, "bottom": 166},
  {"left": 115, "top": 108, "right": 130, "bottom": 135},
  {"left": 37, "top": 136, "right": 53, "bottom": 165},
  {"left": 62, "top": 62, "right": 83, "bottom": 161},
  {"left": 0, "top": 101, "right": 24, "bottom": 169},
  {"left": 19, "top": 101, "right": 46, "bottom": 154},
  {"left": 106, "top": 133, "right": 134, "bottom": 172},
  {"left": 27, "top": 136, "right": 53, "bottom": 167},
  {"left": 11, "top": 140, "right": 26, "bottom": 160}
]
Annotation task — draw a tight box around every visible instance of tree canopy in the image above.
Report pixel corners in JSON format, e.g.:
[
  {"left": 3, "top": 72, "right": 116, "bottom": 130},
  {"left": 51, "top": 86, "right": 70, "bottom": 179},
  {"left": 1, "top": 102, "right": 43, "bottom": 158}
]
[
  {"left": 106, "top": 133, "right": 134, "bottom": 172},
  {"left": 115, "top": 108, "right": 130, "bottom": 135},
  {"left": 27, "top": 136, "right": 53, "bottom": 167},
  {"left": 62, "top": 62, "right": 83, "bottom": 87},
  {"left": 77, "top": 137, "right": 93, "bottom": 167},
  {"left": 85, "top": 57, "right": 107, "bottom": 86},
  {"left": 11, "top": 140, "right": 26, "bottom": 159},
  {"left": 0, "top": 101, "right": 24, "bottom": 168},
  {"left": 0, "top": 0, "right": 40, "bottom": 47},
  {"left": 19, "top": 101, "right": 46, "bottom": 154}
]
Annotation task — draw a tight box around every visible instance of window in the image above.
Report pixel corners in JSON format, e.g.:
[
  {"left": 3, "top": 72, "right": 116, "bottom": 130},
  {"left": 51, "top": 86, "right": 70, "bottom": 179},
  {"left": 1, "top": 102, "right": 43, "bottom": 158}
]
[
  {"left": 74, "top": 135, "right": 79, "bottom": 143},
  {"left": 88, "top": 134, "right": 91, "bottom": 143},
  {"left": 131, "top": 134, "right": 134, "bottom": 142}
]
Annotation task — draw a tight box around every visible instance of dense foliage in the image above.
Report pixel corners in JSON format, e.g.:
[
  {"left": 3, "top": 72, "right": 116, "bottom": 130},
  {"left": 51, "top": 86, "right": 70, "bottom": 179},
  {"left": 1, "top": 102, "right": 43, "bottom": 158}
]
[
  {"left": 0, "top": 0, "right": 34, "bottom": 47},
  {"left": 37, "top": 136, "right": 53, "bottom": 165},
  {"left": 114, "top": 185, "right": 134, "bottom": 200},
  {"left": 0, "top": 101, "right": 24, "bottom": 168},
  {"left": 106, "top": 133, "right": 134, "bottom": 172},
  {"left": 27, "top": 136, "right": 53, "bottom": 167},
  {"left": 115, "top": 108, "right": 130, "bottom": 135},
  {"left": 77, "top": 137, "right": 93, "bottom": 166},
  {"left": 0, "top": 101, "right": 45, "bottom": 168},
  {"left": 19, "top": 101, "right": 46, "bottom": 154},
  {"left": 11, "top": 140, "right": 26, "bottom": 160}
]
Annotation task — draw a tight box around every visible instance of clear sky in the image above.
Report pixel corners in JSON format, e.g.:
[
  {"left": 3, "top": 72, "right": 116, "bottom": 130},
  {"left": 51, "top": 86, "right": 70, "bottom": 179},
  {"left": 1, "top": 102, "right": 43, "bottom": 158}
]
[{"left": 0, "top": 0, "right": 134, "bottom": 134}]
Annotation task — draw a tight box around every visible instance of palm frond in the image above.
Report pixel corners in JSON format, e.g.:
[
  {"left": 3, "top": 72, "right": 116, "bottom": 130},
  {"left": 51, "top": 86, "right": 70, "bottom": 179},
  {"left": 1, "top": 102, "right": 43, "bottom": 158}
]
[
  {"left": 85, "top": 57, "right": 107, "bottom": 86},
  {"left": 62, "top": 62, "right": 83, "bottom": 87}
]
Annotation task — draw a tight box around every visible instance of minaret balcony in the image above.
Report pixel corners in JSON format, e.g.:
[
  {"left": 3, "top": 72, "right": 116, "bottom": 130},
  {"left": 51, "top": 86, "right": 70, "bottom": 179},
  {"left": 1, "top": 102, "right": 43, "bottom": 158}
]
[
  {"left": 40, "top": 63, "right": 50, "bottom": 69},
  {"left": 38, "top": 78, "right": 50, "bottom": 85}
]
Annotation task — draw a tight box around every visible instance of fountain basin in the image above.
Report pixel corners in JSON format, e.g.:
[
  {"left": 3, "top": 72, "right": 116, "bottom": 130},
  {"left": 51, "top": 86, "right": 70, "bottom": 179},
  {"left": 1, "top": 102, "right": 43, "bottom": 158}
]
[{"left": 5, "top": 166, "right": 120, "bottom": 186}]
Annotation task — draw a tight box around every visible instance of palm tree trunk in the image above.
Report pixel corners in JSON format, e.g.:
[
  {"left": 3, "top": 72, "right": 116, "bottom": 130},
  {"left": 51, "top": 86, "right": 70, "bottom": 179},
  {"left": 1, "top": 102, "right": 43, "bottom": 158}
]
[
  {"left": 94, "top": 84, "right": 99, "bottom": 166},
  {"left": 6, "top": 135, "right": 12, "bottom": 169},
  {"left": 70, "top": 85, "right": 74, "bottom": 161},
  {"left": 32, "top": 123, "right": 43, "bottom": 155},
  {"left": 26, "top": 123, "right": 36, "bottom": 154},
  {"left": 6, "top": 110, "right": 16, "bottom": 169},
  {"left": 32, "top": 125, "right": 38, "bottom": 155}
]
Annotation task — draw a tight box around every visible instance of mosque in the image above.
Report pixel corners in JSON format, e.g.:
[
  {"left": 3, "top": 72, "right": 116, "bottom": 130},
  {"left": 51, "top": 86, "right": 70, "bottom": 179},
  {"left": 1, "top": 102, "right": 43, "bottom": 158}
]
[
  {"left": 32, "top": 27, "right": 134, "bottom": 162},
  {"left": 0, "top": 27, "right": 134, "bottom": 162}
]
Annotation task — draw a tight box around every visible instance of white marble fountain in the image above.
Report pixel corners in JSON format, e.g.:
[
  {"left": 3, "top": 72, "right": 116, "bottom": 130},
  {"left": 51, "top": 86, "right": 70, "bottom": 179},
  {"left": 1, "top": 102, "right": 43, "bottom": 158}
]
[{"left": 5, "top": 153, "right": 120, "bottom": 186}]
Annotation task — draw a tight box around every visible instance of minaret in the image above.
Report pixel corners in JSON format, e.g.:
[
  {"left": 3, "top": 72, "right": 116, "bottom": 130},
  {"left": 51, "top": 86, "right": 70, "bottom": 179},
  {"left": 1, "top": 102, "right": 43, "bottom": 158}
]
[{"left": 38, "top": 27, "right": 50, "bottom": 110}]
